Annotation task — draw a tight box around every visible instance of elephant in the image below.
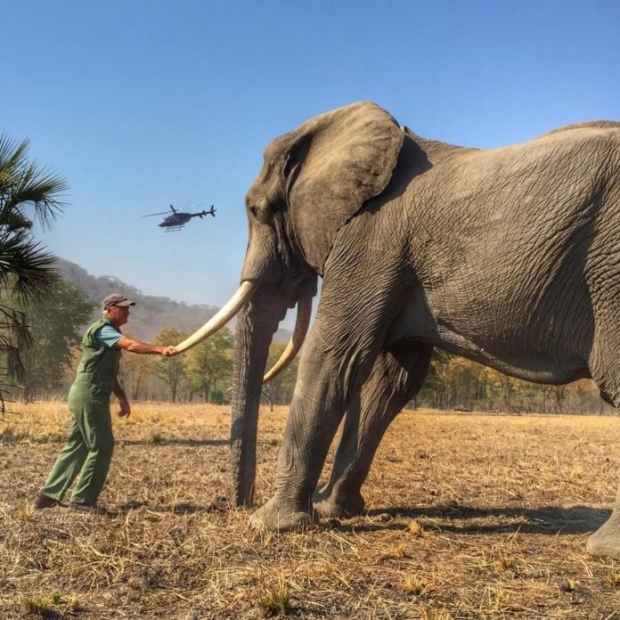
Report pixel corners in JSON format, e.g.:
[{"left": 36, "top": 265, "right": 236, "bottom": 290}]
[{"left": 176, "top": 102, "right": 620, "bottom": 559}]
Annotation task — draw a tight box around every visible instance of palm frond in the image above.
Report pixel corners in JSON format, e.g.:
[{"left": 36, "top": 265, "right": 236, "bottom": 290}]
[
  {"left": 1, "top": 165, "right": 68, "bottom": 229},
  {"left": 0, "top": 132, "right": 68, "bottom": 229},
  {"left": 0, "top": 135, "right": 29, "bottom": 177},
  {"left": 0, "top": 234, "right": 58, "bottom": 302}
]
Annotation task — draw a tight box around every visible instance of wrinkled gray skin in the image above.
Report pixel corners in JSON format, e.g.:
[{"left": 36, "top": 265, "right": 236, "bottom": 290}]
[{"left": 230, "top": 101, "right": 620, "bottom": 558}]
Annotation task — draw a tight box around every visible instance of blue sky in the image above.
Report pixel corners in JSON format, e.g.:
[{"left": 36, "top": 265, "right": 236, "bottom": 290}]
[{"left": 2, "top": 1, "right": 619, "bottom": 326}]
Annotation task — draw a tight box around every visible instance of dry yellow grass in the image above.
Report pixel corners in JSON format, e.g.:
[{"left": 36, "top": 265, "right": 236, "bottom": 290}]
[{"left": 2, "top": 403, "right": 620, "bottom": 618}]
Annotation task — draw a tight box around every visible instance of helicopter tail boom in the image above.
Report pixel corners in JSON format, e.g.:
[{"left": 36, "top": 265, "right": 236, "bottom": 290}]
[{"left": 197, "top": 206, "right": 216, "bottom": 219}]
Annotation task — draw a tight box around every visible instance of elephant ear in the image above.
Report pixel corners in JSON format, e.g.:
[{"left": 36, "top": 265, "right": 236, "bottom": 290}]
[{"left": 287, "top": 101, "right": 404, "bottom": 273}]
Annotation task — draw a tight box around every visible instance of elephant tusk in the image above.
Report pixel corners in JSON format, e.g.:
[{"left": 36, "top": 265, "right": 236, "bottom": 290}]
[
  {"left": 263, "top": 294, "right": 312, "bottom": 383},
  {"left": 175, "top": 281, "right": 258, "bottom": 353}
]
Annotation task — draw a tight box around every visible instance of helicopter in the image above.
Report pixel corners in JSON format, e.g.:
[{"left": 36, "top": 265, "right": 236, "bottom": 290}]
[{"left": 144, "top": 204, "right": 217, "bottom": 231}]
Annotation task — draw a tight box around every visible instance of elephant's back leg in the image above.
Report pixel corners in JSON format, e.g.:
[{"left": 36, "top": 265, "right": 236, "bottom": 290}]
[
  {"left": 587, "top": 320, "right": 620, "bottom": 408},
  {"left": 585, "top": 315, "right": 620, "bottom": 558},
  {"left": 314, "top": 339, "right": 433, "bottom": 518}
]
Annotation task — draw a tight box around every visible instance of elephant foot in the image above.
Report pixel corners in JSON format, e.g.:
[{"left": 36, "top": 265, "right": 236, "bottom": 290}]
[
  {"left": 249, "top": 496, "right": 318, "bottom": 532},
  {"left": 312, "top": 484, "right": 366, "bottom": 518},
  {"left": 587, "top": 512, "right": 620, "bottom": 560}
]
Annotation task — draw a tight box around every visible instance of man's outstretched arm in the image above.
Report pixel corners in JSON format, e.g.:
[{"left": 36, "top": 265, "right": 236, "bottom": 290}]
[{"left": 115, "top": 337, "right": 177, "bottom": 356}]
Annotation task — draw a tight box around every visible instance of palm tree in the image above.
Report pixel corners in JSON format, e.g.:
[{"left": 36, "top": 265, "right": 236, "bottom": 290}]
[{"left": 0, "top": 133, "right": 68, "bottom": 403}]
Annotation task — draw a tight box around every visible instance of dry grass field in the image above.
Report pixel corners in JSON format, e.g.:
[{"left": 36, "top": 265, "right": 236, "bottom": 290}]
[{"left": 2, "top": 403, "right": 620, "bottom": 619}]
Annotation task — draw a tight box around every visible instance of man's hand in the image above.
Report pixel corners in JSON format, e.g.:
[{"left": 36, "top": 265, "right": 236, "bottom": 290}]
[
  {"left": 118, "top": 397, "right": 131, "bottom": 418},
  {"left": 161, "top": 346, "right": 178, "bottom": 357}
]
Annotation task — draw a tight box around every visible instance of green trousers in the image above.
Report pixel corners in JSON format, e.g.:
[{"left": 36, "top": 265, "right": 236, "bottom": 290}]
[{"left": 40, "top": 382, "right": 115, "bottom": 505}]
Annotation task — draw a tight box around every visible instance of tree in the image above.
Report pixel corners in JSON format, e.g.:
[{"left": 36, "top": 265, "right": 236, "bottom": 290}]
[
  {"left": 262, "top": 342, "right": 299, "bottom": 408},
  {"left": 418, "top": 349, "right": 453, "bottom": 409},
  {"left": 19, "top": 279, "right": 94, "bottom": 401},
  {"left": 0, "top": 133, "right": 67, "bottom": 403},
  {"left": 184, "top": 326, "right": 233, "bottom": 402},
  {"left": 118, "top": 331, "right": 158, "bottom": 401},
  {"left": 153, "top": 327, "right": 188, "bottom": 402},
  {"left": 415, "top": 350, "right": 607, "bottom": 414}
]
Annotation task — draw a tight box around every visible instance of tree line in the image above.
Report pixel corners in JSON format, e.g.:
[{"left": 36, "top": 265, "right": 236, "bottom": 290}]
[{"left": 416, "top": 349, "right": 610, "bottom": 415}]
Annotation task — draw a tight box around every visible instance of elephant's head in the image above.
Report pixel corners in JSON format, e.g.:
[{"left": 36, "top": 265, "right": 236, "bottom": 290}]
[{"left": 177, "top": 101, "right": 404, "bottom": 504}]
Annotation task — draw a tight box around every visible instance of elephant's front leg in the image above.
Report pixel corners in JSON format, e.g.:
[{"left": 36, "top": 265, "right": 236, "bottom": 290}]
[
  {"left": 249, "top": 332, "right": 363, "bottom": 530},
  {"left": 249, "top": 285, "right": 399, "bottom": 530},
  {"left": 314, "top": 341, "right": 433, "bottom": 518}
]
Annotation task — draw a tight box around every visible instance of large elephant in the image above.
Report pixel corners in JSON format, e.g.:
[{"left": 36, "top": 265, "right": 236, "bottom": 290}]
[{"left": 177, "top": 102, "right": 620, "bottom": 559}]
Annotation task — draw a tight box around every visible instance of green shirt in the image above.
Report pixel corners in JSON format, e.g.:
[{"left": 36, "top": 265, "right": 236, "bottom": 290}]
[{"left": 73, "top": 318, "right": 122, "bottom": 396}]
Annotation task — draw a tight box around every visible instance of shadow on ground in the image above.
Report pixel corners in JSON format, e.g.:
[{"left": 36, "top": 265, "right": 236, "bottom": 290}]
[
  {"left": 338, "top": 504, "right": 610, "bottom": 535},
  {"left": 116, "top": 501, "right": 610, "bottom": 535},
  {"left": 118, "top": 438, "right": 228, "bottom": 447},
  {"left": 117, "top": 497, "right": 231, "bottom": 515}
]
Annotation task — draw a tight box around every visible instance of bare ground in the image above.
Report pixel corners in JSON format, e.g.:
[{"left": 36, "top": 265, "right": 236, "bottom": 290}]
[{"left": 2, "top": 403, "right": 620, "bottom": 619}]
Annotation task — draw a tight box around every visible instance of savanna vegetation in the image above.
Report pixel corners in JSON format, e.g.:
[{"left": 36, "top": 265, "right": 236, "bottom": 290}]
[{"left": 2, "top": 402, "right": 620, "bottom": 619}]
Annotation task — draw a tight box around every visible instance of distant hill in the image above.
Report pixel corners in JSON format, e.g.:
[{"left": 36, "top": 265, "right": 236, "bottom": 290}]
[{"left": 55, "top": 257, "right": 292, "bottom": 343}]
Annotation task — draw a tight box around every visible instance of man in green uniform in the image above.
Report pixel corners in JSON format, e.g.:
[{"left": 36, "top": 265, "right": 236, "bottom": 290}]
[{"left": 34, "top": 293, "right": 177, "bottom": 513}]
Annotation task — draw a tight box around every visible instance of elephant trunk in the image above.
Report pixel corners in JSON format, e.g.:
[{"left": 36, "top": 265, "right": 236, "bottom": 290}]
[{"left": 230, "top": 295, "right": 283, "bottom": 506}]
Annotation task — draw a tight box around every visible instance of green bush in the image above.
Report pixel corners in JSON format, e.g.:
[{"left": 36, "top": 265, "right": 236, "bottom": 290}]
[{"left": 209, "top": 389, "right": 225, "bottom": 404}]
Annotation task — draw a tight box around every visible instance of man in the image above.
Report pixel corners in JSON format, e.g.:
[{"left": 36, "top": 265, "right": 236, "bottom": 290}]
[{"left": 34, "top": 293, "right": 177, "bottom": 513}]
